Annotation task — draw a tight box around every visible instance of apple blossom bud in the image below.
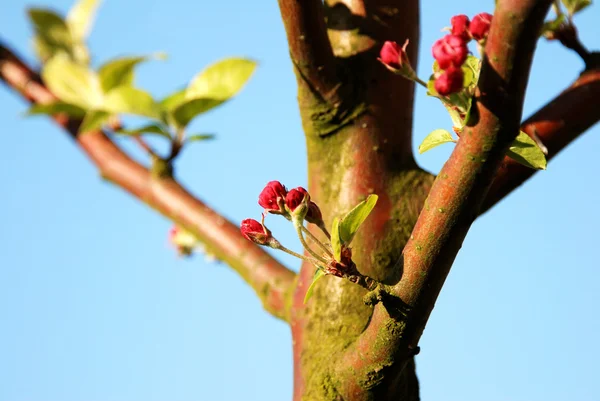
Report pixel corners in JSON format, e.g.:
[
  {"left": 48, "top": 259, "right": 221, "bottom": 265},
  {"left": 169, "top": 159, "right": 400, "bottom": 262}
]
[
  {"left": 378, "top": 39, "right": 417, "bottom": 79},
  {"left": 470, "top": 12, "right": 493, "bottom": 41},
  {"left": 434, "top": 66, "right": 464, "bottom": 95},
  {"left": 240, "top": 218, "right": 272, "bottom": 246},
  {"left": 285, "top": 187, "right": 310, "bottom": 213},
  {"left": 432, "top": 34, "right": 468, "bottom": 70},
  {"left": 451, "top": 15, "right": 471, "bottom": 42},
  {"left": 306, "top": 201, "right": 323, "bottom": 225},
  {"left": 379, "top": 41, "right": 404, "bottom": 69},
  {"left": 258, "top": 181, "right": 287, "bottom": 214}
]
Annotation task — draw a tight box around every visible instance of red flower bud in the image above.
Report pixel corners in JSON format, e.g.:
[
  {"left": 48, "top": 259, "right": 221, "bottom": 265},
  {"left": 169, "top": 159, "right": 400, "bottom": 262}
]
[
  {"left": 306, "top": 201, "right": 323, "bottom": 225},
  {"left": 379, "top": 41, "right": 406, "bottom": 70},
  {"left": 434, "top": 66, "right": 464, "bottom": 95},
  {"left": 451, "top": 15, "right": 471, "bottom": 42},
  {"left": 258, "top": 181, "right": 287, "bottom": 213},
  {"left": 470, "top": 12, "right": 493, "bottom": 41},
  {"left": 432, "top": 34, "right": 468, "bottom": 70},
  {"left": 285, "top": 187, "right": 309, "bottom": 212},
  {"left": 240, "top": 218, "right": 272, "bottom": 245}
]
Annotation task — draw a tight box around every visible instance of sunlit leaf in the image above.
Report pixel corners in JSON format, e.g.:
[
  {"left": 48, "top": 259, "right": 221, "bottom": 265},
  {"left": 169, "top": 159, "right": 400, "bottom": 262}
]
[
  {"left": 171, "top": 97, "right": 223, "bottom": 129},
  {"left": 103, "top": 86, "right": 160, "bottom": 118},
  {"left": 186, "top": 134, "right": 216, "bottom": 143},
  {"left": 98, "top": 53, "right": 165, "bottom": 92},
  {"left": 79, "top": 110, "right": 110, "bottom": 133},
  {"left": 114, "top": 123, "right": 172, "bottom": 140},
  {"left": 339, "top": 194, "right": 378, "bottom": 245},
  {"left": 506, "top": 131, "right": 547, "bottom": 170},
  {"left": 66, "top": 0, "right": 101, "bottom": 40},
  {"left": 418, "top": 129, "right": 455, "bottom": 154},
  {"left": 28, "top": 8, "right": 74, "bottom": 60},
  {"left": 26, "top": 101, "right": 86, "bottom": 117},
  {"left": 161, "top": 88, "right": 187, "bottom": 111},
  {"left": 42, "top": 53, "right": 103, "bottom": 108},
  {"left": 186, "top": 58, "right": 256, "bottom": 101},
  {"left": 304, "top": 268, "right": 326, "bottom": 304}
]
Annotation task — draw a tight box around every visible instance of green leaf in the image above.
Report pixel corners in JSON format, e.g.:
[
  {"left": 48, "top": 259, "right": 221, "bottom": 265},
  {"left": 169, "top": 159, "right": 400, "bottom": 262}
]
[
  {"left": 161, "top": 89, "right": 187, "bottom": 111},
  {"left": 103, "top": 86, "right": 160, "bottom": 118},
  {"left": 79, "top": 110, "right": 110, "bottom": 133},
  {"left": 41, "top": 53, "right": 103, "bottom": 108},
  {"left": 114, "top": 124, "right": 172, "bottom": 140},
  {"left": 170, "top": 98, "right": 223, "bottom": 129},
  {"left": 26, "top": 101, "right": 86, "bottom": 117},
  {"left": 186, "top": 57, "right": 257, "bottom": 101},
  {"left": 304, "top": 268, "right": 326, "bottom": 304},
  {"left": 561, "top": 0, "right": 592, "bottom": 15},
  {"left": 541, "top": 14, "right": 566, "bottom": 37},
  {"left": 66, "top": 0, "right": 100, "bottom": 40},
  {"left": 506, "top": 131, "right": 547, "bottom": 170},
  {"left": 98, "top": 54, "right": 165, "bottom": 92},
  {"left": 418, "top": 129, "right": 455, "bottom": 154},
  {"left": 28, "top": 8, "right": 73, "bottom": 59},
  {"left": 462, "top": 55, "right": 480, "bottom": 88},
  {"left": 339, "top": 194, "right": 378, "bottom": 245},
  {"left": 186, "top": 133, "right": 216, "bottom": 143},
  {"left": 331, "top": 217, "right": 342, "bottom": 262}
]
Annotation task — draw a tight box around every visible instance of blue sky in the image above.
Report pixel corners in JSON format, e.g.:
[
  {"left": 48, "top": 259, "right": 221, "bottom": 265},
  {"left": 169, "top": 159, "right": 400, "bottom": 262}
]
[{"left": 1, "top": 1, "right": 599, "bottom": 400}]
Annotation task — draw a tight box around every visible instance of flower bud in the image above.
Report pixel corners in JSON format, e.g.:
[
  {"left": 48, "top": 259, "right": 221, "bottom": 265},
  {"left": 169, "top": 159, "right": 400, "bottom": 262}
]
[
  {"left": 379, "top": 40, "right": 417, "bottom": 79},
  {"left": 432, "top": 34, "right": 468, "bottom": 70},
  {"left": 434, "top": 66, "right": 464, "bottom": 96},
  {"left": 258, "top": 181, "right": 287, "bottom": 214},
  {"left": 305, "top": 201, "right": 323, "bottom": 225},
  {"left": 379, "top": 41, "right": 404, "bottom": 70},
  {"left": 240, "top": 218, "right": 272, "bottom": 246},
  {"left": 451, "top": 15, "right": 471, "bottom": 42},
  {"left": 285, "top": 187, "right": 310, "bottom": 214},
  {"left": 470, "top": 12, "right": 493, "bottom": 41}
]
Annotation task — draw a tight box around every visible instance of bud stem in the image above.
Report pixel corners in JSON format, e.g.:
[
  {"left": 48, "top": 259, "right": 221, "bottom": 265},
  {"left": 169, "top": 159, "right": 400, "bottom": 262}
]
[
  {"left": 293, "top": 219, "right": 329, "bottom": 264},
  {"left": 300, "top": 226, "right": 333, "bottom": 258},
  {"left": 272, "top": 242, "right": 328, "bottom": 268}
]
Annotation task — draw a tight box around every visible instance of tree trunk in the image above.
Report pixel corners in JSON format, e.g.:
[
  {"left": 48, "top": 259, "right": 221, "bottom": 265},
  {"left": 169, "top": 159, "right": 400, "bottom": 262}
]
[{"left": 285, "top": 2, "right": 431, "bottom": 398}]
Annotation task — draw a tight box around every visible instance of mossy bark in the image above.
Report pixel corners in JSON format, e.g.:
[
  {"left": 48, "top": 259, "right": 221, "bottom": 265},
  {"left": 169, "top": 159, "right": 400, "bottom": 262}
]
[{"left": 284, "top": 1, "right": 430, "bottom": 398}]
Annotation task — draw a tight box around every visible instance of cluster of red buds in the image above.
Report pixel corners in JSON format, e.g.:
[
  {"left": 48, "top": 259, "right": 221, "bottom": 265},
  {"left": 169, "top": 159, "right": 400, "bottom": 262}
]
[
  {"left": 379, "top": 12, "right": 493, "bottom": 97},
  {"left": 431, "top": 12, "right": 493, "bottom": 95},
  {"left": 240, "top": 181, "right": 376, "bottom": 292}
]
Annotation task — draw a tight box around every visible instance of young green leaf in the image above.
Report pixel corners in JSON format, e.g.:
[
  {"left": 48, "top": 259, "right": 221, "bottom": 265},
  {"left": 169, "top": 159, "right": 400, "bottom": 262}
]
[
  {"left": 98, "top": 54, "right": 165, "bottom": 92},
  {"left": 506, "top": 131, "right": 548, "bottom": 170},
  {"left": 186, "top": 58, "right": 257, "bottom": 101},
  {"left": 114, "top": 124, "right": 172, "bottom": 140},
  {"left": 462, "top": 55, "right": 480, "bottom": 88},
  {"left": 66, "top": 0, "right": 101, "bottom": 41},
  {"left": 418, "top": 129, "right": 455, "bottom": 154},
  {"left": 79, "top": 110, "right": 111, "bottom": 133},
  {"left": 304, "top": 268, "right": 326, "bottom": 304},
  {"left": 28, "top": 8, "right": 73, "bottom": 58},
  {"left": 161, "top": 89, "right": 187, "bottom": 111},
  {"left": 339, "top": 194, "right": 378, "bottom": 245},
  {"left": 185, "top": 134, "right": 216, "bottom": 143},
  {"left": 561, "top": 0, "right": 592, "bottom": 15},
  {"left": 26, "top": 102, "right": 86, "bottom": 118},
  {"left": 541, "top": 14, "right": 566, "bottom": 37},
  {"left": 103, "top": 86, "right": 160, "bottom": 118},
  {"left": 42, "top": 54, "right": 103, "bottom": 108},
  {"left": 331, "top": 217, "right": 342, "bottom": 262},
  {"left": 170, "top": 98, "right": 223, "bottom": 129}
]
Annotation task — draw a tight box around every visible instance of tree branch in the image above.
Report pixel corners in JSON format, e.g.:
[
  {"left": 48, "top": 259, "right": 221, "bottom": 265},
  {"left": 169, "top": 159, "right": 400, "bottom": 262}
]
[
  {"left": 277, "top": 0, "right": 339, "bottom": 101},
  {"left": 334, "top": 0, "right": 553, "bottom": 392},
  {"left": 482, "top": 65, "right": 600, "bottom": 212},
  {"left": 0, "top": 43, "right": 296, "bottom": 321}
]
